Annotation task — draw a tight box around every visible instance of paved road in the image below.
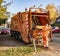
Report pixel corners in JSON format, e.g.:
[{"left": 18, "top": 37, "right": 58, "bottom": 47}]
[
  {"left": 50, "top": 33, "right": 60, "bottom": 52},
  {"left": 0, "top": 33, "right": 60, "bottom": 51},
  {"left": 0, "top": 34, "right": 24, "bottom": 50}
]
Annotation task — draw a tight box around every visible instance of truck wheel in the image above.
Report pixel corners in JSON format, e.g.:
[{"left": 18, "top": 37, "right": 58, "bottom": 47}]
[
  {"left": 15, "top": 35, "right": 19, "bottom": 40},
  {"left": 19, "top": 33, "right": 23, "bottom": 42},
  {"left": 15, "top": 32, "right": 19, "bottom": 40},
  {"left": 10, "top": 30, "right": 12, "bottom": 36},
  {"left": 10, "top": 30, "right": 14, "bottom": 37}
]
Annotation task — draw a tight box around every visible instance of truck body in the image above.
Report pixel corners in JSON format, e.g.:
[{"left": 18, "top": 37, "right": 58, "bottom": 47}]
[{"left": 10, "top": 7, "right": 51, "bottom": 43}]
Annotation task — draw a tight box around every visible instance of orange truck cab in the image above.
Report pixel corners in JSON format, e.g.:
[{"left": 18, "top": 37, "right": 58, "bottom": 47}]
[{"left": 10, "top": 7, "right": 51, "bottom": 43}]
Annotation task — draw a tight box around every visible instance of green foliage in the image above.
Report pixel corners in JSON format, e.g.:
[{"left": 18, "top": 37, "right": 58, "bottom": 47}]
[
  {"left": 0, "top": 18, "right": 7, "bottom": 25},
  {"left": 0, "top": 6, "right": 7, "bottom": 14},
  {"left": 0, "top": 0, "right": 3, "bottom": 4},
  {"left": 0, "top": 0, "right": 8, "bottom": 25}
]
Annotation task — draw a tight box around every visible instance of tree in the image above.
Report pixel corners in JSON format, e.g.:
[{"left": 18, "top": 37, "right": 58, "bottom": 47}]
[
  {"left": 0, "top": 18, "right": 7, "bottom": 25},
  {"left": 0, "top": 0, "right": 8, "bottom": 25},
  {"left": 56, "top": 6, "right": 60, "bottom": 16},
  {"left": 0, "top": 0, "right": 3, "bottom": 4},
  {"left": 0, "top": 0, "right": 12, "bottom": 25},
  {"left": 46, "top": 4, "right": 58, "bottom": 24}
]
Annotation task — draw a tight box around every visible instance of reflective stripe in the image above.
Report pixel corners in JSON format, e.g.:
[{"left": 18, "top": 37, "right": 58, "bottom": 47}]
[
  {"left": 26, "top": 21, "right": 28, "bottom": 25},
  {"left": 26, "top": 18, "right": 28, "bottom": 21},
  {"left": 26, "top": 25, "right": 29, "bottom": 28}
]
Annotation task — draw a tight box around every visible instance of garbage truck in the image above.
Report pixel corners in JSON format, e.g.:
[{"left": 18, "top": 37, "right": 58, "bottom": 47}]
[{"left": 10, "top": 6, "right": 57, "bottom": 43}]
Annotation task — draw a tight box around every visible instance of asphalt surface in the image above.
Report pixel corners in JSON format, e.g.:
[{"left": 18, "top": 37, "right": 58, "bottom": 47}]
[
  {"left": 50, "top": 33, "right": 60, "bottom": 52},
  {"left": 0, "top": 33, "right": 60, "bottom": 51},
  {"left": 0, "top": 34, "right": 25, "bottom": 50}
]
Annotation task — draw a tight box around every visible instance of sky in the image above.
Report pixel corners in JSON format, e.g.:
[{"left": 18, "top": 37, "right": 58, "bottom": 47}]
[{"left": 5, "top": 0, "right": 60, "bottom": 14}]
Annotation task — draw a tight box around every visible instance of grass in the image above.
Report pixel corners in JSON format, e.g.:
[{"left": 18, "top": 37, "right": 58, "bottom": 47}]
[{"left": 0, "top": 45, "right": 42, "bottom": 56}]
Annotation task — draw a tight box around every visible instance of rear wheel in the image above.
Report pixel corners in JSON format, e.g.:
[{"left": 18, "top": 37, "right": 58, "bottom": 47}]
[
  {"left": 15, "top": 32, "right": 19, "bottom": 40},
  {"left": 18, "top": 33, "right": 23, "bottom": 42},
  {"left": 10, "top": 30, "right": 15, "bottom": 37}
]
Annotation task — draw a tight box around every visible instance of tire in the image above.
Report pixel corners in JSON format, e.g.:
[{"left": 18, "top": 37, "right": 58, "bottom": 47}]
[
  {"left": 10, "top": 30, "right": 14, "bottom": 37},
  {"left": 14, "top": 31, "right": 19, "bottom": 40},
  {"left": 18, "top": 33, "right": 23, "bottom": 42}
]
